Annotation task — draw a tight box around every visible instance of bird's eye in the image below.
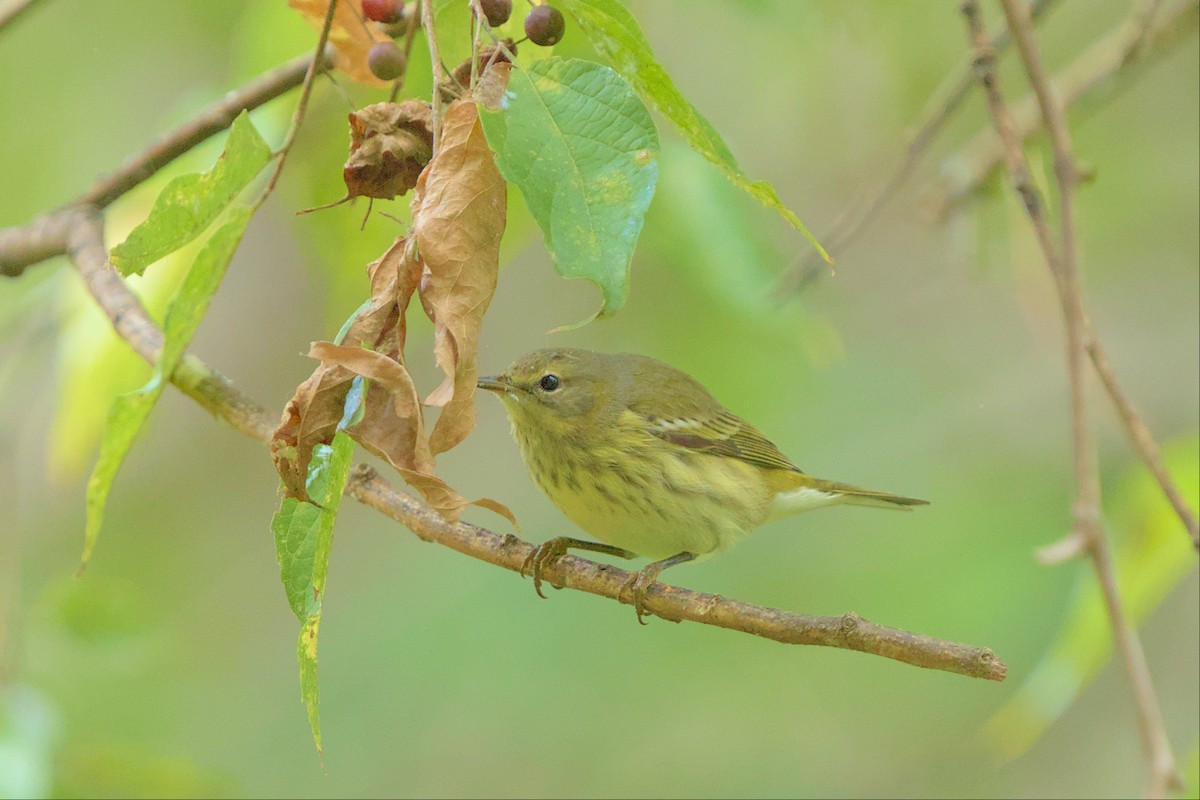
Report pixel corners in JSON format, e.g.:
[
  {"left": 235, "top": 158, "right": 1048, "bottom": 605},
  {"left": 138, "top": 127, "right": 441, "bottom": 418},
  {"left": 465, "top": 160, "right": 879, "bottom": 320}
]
[{"left": 539, "top": 374, "right": 560, "bottom": 392}]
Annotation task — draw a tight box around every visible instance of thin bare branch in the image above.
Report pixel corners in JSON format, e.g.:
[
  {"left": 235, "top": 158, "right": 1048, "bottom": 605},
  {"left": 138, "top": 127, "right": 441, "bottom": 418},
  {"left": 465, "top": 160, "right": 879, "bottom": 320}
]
[
  {"left": 930, "top": 0, "right": 1198, "bottom": 217},
  {"left": 265, "top": 0, "right": 338, "bottom": 195},
  {"left": 422, "top": 0, "right": 445, "bottom": 150},
  {"left": 82, "top": 53, "right": 320, "bottom": 210},
  {"left": 780, "top": 0, "right": 1059, "bottom": 291},
  {"left": 0, "top": 210, "right": 75, "bottom": 276},
  {"left": 1085, "top": 336, "right": 1199, "bottom": 547},
  {"left": 35, "top": 210, "right": 1009, "bottom": 682},
  {"left": 388, "top": 0, "right": 423, "bottom": 102},
  {"left": 0, "top": 53, "right": 321, "bottom": 280},
  {"left": 965, "top": 1, "right": 1181, "bottom": 793}
]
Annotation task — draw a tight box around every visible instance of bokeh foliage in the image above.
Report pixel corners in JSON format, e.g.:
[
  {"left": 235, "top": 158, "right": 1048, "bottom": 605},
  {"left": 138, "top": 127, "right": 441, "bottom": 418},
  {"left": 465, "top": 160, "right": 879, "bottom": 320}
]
[{"left": 0, "top": 1, "right": 1196, "bottom": 798}]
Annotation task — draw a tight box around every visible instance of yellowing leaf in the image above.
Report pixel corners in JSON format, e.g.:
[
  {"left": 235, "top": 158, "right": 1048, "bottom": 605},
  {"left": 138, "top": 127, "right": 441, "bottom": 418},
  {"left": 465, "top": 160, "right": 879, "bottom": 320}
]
[{"left": 110, "top": 113, "right": 270, "bottom": 276}]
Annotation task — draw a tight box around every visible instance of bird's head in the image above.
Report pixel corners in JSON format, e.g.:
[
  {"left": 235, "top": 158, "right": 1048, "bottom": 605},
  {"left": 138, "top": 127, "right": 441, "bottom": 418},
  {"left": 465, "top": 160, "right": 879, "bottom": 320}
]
[{"left": 477, "top": 348, "right": 622, "bottom": 438}]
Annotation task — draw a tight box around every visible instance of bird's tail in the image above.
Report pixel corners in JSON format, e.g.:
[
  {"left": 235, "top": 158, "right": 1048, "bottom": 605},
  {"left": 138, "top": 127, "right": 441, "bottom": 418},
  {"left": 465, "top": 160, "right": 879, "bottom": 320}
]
[{"left": 767, "top": 475, "right": 928, "bottom": 520}]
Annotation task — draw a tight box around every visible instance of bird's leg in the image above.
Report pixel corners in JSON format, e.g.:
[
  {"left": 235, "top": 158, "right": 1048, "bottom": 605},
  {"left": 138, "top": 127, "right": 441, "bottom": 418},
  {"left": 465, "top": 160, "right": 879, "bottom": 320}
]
[
  {"left": 619, "top": 551, "right": 697, "bottom": 625},
  {"left": 521, "top": 537, "right": 636, "bottom": 599}
]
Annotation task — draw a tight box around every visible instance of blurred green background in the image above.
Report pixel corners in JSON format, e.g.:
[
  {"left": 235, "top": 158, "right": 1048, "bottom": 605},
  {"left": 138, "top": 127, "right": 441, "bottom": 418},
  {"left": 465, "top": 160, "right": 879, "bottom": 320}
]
[{"left": 1, "top": 1, "right": 1197, "bottom": 797}]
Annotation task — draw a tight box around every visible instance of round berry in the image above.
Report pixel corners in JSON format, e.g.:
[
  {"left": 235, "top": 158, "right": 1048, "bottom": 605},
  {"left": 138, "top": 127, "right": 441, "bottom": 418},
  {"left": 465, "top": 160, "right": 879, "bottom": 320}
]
[
  {"left": 362, "top": 0, "right": 404, "bottom": 24},
  {"left": 368, "top": 41, "right": 407, "bottom": 81},
  {"left": 524, "top": 5, "right": 565, "bottom": 46},
  {"left": 478, "top": 0, "right": 512, "bottom": 27}
]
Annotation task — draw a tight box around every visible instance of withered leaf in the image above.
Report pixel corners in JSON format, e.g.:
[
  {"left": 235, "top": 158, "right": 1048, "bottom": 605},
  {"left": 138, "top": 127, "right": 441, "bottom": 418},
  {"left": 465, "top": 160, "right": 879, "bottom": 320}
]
[
  {"left": 288, "top": 0, "right": 387, "bottom": 87},
  {"left": 412, "top": 77, "right": 509, "bottom": 455},
  {"left": 271, "top": 236, "right": 515, "bottom": 526},
  {"left": 271, "top": 237, "right": 414, "bottom": 501},
  {"left": 344, "top": 101, "right": 435, "bottom": 201}
]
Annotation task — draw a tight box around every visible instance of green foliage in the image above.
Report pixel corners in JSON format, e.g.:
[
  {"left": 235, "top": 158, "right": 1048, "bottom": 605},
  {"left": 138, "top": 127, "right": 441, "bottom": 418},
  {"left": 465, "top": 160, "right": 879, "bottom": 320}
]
[
  {"left": 271, "top": 382, "right": 360, "bottom": 754},
  {"left": 480, "top": 57, "right": 658, "bottom": 321},
  {"left": 110, "top": 113, "right": 271, "bottom": 276},
  {"left": 986, "top": 437, "right": 1200, "bottom": 761},
  {"left": 82, "top": 208, "right": 255, "bottom": 571},
  {"left": 557, "top": 0, "right": 829, "bottom": 263}
]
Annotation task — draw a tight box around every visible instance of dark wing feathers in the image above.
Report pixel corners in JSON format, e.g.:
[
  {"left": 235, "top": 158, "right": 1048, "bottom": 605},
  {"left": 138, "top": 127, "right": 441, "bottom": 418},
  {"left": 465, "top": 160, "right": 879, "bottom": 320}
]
[{"left": 645, "top": 410, "right": 803, "bottom": 473}]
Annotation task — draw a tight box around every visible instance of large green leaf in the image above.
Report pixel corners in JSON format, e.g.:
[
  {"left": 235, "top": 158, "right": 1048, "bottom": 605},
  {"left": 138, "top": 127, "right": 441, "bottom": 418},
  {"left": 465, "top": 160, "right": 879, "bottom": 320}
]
[
  {"left": 986, "top": 437, "right": 1200, "bottom": 761},
  {"left": 82, "top": 208, "right": 254, "bottom": 571},
  {"left": 479, "top": 57, "right": 658, "bottom": 320},
  {"left": 110, "top": 112, "right": 271, "bottom": 276},
  {"left": 272, "top": 404, "right": 358, "bottom": 755},
  {"left": 557, "top": 0, "right": 829, "bottom": 263}
]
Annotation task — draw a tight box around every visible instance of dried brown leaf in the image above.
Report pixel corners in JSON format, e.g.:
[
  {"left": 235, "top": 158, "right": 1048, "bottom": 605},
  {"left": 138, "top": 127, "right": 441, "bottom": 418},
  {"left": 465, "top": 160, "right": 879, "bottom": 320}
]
[
  {"left": 271, "top": 238, "right": 412, "bottom": 500},
  {"left": 344, "top": 101, "right": 434, "bottom": 200},
  {"left": 412, "top": 85, "right": 508, "bottom": 455},
  {"left": 288, "top": 0, "right": 387, "bottom": 87}
]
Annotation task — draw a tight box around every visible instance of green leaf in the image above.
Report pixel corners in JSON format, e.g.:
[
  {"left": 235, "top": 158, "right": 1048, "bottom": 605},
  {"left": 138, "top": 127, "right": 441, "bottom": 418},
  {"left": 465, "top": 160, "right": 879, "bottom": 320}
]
[
  {"left": 81, "top": 208, "right": 254, "bottom": 571},
  {"left": 986, "top": 437, "right": 1200, "bottom": 762},
  {"left": 271, "top": 430, "right": 356, "bottom": 755},
  {"left": 111, "top": 112, "right": 270, "bottom": 276},
  {"left": 479, "top": 57, "right": 658, "bottom": 319},
  {"left": 557, "top": 0, "right": 829, "bottom": 263}
]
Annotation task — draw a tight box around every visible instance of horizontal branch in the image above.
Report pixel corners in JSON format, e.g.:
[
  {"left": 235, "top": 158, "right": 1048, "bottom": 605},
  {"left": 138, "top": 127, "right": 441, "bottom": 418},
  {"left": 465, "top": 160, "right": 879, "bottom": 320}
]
[
  {"left": 350, "top": 466, "right": 1007, "bottom": 680},
  {"left": 0, "top": 51, "right": 322, "bottom": 279},
  {"left": 926, "top": 0, "right": 1198, "bottom": 217},
  {"left": 81, "top": 52, "right": 320, "bottom": 209},
  {"left": 52, "top": 210, "right": 1007, "bottom": 682}
]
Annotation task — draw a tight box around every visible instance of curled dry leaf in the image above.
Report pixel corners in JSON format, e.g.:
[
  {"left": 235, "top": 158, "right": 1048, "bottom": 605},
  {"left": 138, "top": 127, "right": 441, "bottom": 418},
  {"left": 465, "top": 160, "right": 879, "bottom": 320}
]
[
  {"left": 271, "top": 238, "right": 413, "bottom": 501},
  {"left": 271, "top": 237, "right": 515, "bottom": 525},
  {"left": 344, "top": 101, "right": 435, "bottom": 201},
  {"left": 413, "top": 64, "right": 510, "bottom": 455},
  {"left": 289, "top": 0, "right": 388, "bottom": 86}
]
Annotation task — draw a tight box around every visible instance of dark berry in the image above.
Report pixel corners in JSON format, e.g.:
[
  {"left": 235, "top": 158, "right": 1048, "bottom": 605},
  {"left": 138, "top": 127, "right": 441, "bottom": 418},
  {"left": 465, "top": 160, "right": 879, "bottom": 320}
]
[
  {"left": 368, "top": 41, "right": 407, "bottom": 81},
  {"left": 524, "top": 5, "right": 565, "bottom": 46},
  {"left": 478, "top": 0, "right": 512, "bottom": 27},
  {"left": 362, "top": 0, "right": 404, "bottom": 24}
]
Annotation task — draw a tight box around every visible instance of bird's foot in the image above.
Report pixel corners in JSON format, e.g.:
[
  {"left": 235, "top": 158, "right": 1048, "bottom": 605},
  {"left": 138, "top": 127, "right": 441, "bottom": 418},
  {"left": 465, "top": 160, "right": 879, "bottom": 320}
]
[
  {"left": 520, "top": 537, "right": 636, "bottom": 599},
  {"left": 520, "top": 537, "right": 573, "bottom": 598},
  {"left": 618, "top": 551, "right": 697, "bottom": 625}
]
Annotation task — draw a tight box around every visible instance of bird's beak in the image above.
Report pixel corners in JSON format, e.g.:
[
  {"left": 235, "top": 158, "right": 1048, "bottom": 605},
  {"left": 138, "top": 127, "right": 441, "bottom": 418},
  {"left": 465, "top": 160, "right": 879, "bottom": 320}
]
[{"left": 476, "top": 374, "right": 511, "bottom": 393}]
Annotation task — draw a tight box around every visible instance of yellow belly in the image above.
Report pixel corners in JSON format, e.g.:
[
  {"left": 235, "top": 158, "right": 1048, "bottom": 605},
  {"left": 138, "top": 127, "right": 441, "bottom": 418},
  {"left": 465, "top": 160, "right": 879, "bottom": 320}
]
[{"left": 515, "top": 425, "right": 772, "bottom": 560}]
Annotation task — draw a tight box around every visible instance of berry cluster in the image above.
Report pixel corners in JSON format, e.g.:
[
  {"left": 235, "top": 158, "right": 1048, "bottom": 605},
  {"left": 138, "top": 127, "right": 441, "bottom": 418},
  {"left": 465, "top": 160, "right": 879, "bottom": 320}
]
[
  {"left": 364, "top": 1, "right": 566, "bottom": 82},
  {"left": 479, "top": 1, "right": 565, "bottom": 47}
]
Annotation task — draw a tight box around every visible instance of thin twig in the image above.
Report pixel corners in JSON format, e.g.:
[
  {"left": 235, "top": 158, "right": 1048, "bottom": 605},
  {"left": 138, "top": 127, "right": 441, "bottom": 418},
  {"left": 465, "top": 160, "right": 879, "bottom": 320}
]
[
  {"left": 38, "top": 212, "right": 1009, "bottom": 682},
  {"left": 265, "top": 0, "right": 339, "bottom": 194},
  {"left": 966, "top": 1, "right": 1181, "bottom": 794},
  {"left": 82, "top": 53, "right": 320, "bottom": 211},
  {"left": 388, "top": 0, "right": 423, "bottom": 102},
  {"left": 0, "top": 0, "right": 39, "bottom": 32},
  {"left": 1, "top": 50, "right": 332, "bottom": 280},
  {"left": 780, "top": 0, "right": 1059, "bottom": 292},
  {"left": 929, "top": 0, "right": 1198, "bottom": 216},
  {"left": 939, "top": 0, "right": 1200, "bottom": 546},
  {"left": 422, "top": 0, "right": 445, "bottom": 150},
  {"left": 1085, "top": 336, "right": 1199, "bottom": 547}
]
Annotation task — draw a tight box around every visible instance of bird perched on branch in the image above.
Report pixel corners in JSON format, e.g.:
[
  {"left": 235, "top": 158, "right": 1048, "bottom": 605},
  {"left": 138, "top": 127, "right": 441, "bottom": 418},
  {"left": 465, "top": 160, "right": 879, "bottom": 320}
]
[{"left": 478, "top": 348, "right": 926, "bottom": 623}]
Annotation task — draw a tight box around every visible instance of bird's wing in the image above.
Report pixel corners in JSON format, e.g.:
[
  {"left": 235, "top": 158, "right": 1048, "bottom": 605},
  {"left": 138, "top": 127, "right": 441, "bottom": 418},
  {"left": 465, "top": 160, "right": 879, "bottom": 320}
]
[{"left": 635, "top": 407, "right": 803, "bottom": 474}]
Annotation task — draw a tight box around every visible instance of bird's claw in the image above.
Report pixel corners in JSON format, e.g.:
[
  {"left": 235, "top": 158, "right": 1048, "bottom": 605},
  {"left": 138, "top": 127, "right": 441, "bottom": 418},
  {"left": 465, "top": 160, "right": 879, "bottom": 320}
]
[
  {"left": 520, "top": 538, "right": 570, "bottom": 598},
  {"left": 619, "top": 567, "right": 663, "bottom": 625}
]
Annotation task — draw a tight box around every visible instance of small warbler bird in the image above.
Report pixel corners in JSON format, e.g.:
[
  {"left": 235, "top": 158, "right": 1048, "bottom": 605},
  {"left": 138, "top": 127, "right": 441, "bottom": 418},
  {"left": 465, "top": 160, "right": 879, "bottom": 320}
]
[{"left": 478, "top": 348, "right": 926, "bottom": 622}]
